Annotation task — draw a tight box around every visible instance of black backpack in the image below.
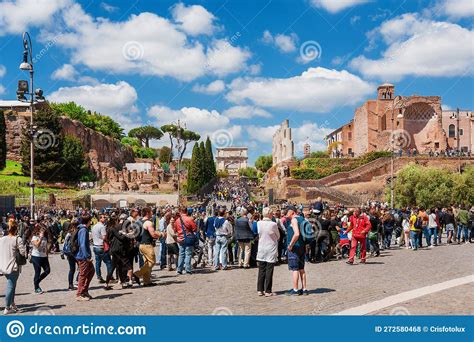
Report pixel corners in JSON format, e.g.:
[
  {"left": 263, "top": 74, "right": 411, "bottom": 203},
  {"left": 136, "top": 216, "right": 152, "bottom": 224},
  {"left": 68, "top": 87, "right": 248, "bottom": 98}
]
[{"left": 70, "top": 226, "right": 82, "bottom": 256}]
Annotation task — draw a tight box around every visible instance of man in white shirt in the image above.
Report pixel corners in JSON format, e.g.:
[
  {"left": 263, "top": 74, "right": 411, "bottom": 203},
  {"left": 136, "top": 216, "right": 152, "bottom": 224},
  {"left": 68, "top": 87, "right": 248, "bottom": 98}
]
[{"left": 91, "top": 214, "right": 112, "bottom": 283}]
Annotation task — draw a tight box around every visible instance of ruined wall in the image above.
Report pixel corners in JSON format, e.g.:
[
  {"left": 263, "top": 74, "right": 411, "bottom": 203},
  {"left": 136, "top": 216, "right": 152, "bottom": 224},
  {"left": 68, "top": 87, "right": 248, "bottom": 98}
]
[
  {"left": 353, "top": 104, "right": 369, "bottom": 156},
  {"left": 272, "top": 120, "right": 294, "bottom": 165},
  {"left": 4, "top": 111, "right": 134, "bottom": 175}
]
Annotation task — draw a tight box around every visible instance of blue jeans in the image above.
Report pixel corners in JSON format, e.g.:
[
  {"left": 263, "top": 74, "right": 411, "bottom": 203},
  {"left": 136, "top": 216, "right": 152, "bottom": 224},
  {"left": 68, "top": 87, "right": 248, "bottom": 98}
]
[
  {"left": 4, "top": 271, "right": 19, "bottom": 308},
  {"left": 177, "top": 244, "right": 194, "bottom": 273},
  {"left": 160, "top": 238, "right": 167, "bottom": 266},
  {"left": 384, "top": 228, "right": 393, "bottom": 248},
  {"left": 429, "top": 227, "right": 438, "bottom": 245},
  {"left": 410, "top": 231, "right": 419, "bottom": 250},
  {"left": 422, "top": 226, "right": 431, "bottom": 246},
  {"left": 214, "top": 236, "right": 228, "bottom": 269},
  {"left": 67, "top": 255, "right": 77, "bottom": 286},
  {"left": 93, "top": 246, "right": 112, "bottom": 279},
  {"left": 457, "top": 224, "right": 468, "bottom": 241}
]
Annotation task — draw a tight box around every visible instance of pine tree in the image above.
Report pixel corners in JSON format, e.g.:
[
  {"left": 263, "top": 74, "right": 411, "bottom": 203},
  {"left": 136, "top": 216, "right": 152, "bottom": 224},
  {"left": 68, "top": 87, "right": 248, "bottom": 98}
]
[
  {"left": 0, "top": 111, "right": 6, "bottom": 170},
  {"left": 198, "top": 141, "right": 207, "bottom": 189}
]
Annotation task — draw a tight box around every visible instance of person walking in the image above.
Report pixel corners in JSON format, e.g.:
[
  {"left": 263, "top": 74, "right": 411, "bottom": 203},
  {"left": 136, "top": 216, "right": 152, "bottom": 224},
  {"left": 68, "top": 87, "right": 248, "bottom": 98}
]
[
  {"left": 0, "top": 220, "right": 26, "bottom": 314},
  {"left": 234, "top": 207, "right": 254, "bottom": 268},
  {"left": 75, "top": 215, "right": 95, "bottom": 301},
  {"left": 91, "top": 214, "right": 113, "bottom": 283},
  {"left": 205, "top": 211, "right": 217, "bottom": 268},
  {"left": 174, "top": 206, "right": 198, "bottom": 275},
  {"left": 345, "top": 208, "right": 371, "bottom": 264},
  {"left": 409, "top": 209, "right": 421, "bottom": 250},
  {"left": 133, "top": 208, "right": 164, "bottom": 286},
  {"left": 31, "top": 225, "right": 51, "bottom": 294},
  {"left": 61, "top": 219, "right": 79, "bottom": 290},
  {"left": 256, "top": 207, "right": 280, "bottom": 297}
]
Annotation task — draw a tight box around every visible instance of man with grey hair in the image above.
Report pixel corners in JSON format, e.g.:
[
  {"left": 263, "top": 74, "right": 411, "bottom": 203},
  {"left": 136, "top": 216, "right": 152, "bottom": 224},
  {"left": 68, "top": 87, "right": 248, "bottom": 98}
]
[{"left": 234, "top": 207, "right": 254, "bottom": 268}]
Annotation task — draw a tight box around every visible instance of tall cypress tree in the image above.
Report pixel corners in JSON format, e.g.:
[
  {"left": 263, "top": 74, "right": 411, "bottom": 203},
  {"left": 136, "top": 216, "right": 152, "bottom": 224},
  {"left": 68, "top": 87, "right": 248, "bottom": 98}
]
[
  {"left": 187, "top": 143, "right": 201, "bottom": 194},
  {"left": 0, "top": 111, "right": 6, "bottom": 170},
  {"left": 205, "top": 136, "right": 216, "bottom": 179},
  {"left": 198, "top": 141, "right": 207, "bottom": 189}
]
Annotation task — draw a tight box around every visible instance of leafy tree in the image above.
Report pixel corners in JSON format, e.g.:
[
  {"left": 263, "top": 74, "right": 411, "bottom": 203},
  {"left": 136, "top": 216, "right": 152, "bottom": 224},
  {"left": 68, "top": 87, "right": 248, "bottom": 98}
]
[
  {"left": 62, "top": 135, "right": 89, "bottom": 181},
  {"left": 132, "top": 147, "right": 158, "bottom": 159},
  {"left": 0, "top": 111, "right": 6, "bottom": 170},
  {"left": 50, "top": 102, "right": 123, "bottom": 139},
  {"left": 255, "top": 155, "right": 272, "bottom": 173},
  {"left": 239, "top": 167, "right": 258, "bottom": 178},
  {"left": 161, "top": 124, "right": 200, "bottom": 162},
  {"left": 310, "top": 151, "right": 329, "bottom": 158},
  {"left": 121, "top": 136, "right": 141, "bottom": 147},
  {"left": 128, "top": 126, "right": 163, "bottom": 148},
  {"left": 21, "top": 108, "right": 64, "bottom": 181},
  {"left": 159, "top": 146, "right": 173, "bottom": 164}
]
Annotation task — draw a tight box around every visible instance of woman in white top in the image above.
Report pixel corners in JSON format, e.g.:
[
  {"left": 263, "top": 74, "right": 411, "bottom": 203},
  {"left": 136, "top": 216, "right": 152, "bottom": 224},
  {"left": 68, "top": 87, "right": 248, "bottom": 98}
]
[
  {"left": 31, "top": 225, "right": 51, "bottom": 294},
  {"left": 0, "top": 219, "right": 26, "bottom": 314},
  {"left": 166, "top": 215, "right": 179, "bottom": 271},
  {"left": 256, "top": 207, "right": 280, "bottom": 297}
]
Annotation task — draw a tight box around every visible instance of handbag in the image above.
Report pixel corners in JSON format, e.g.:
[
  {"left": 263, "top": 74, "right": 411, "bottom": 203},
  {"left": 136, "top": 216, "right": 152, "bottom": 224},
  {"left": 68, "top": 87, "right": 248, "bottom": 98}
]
[
  {"left": 368, "top": 231, "right": 378, "bottom": 241},
  {"left": 15, "top": 237, "right": 27, "bottom": 266},
  {"left": 180, "top": 217, "right": 196, "bottom": 247}
]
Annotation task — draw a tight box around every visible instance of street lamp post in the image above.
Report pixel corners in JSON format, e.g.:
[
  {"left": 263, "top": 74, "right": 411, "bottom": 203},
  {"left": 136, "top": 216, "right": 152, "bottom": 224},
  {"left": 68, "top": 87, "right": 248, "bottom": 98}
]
[
  {"left": 390, "top": 95, "right": 405, "bottom": 209},
  {"left": 450, "top": 108, "right": 462, "bottom": 173},
  {"left": 173, "top": 119, "right": 184, "bottom": 206},
  {"left": 18, "top": 32, "right": 36, "bottom": 218}
]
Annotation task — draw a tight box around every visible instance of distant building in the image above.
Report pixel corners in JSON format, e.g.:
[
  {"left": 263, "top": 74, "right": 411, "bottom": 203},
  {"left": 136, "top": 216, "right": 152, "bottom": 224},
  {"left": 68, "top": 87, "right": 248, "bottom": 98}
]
[
  {"left": 303, "top": 143, "right": 311, "bottom": 158},
  {"left": 272, "top": 120, "right": 294, "bottom": 165},
  {"left": 216, "top": 147, "right": 248, "bottom": 176},
  {"left": 325, "top": 83, "right": 472, "bottom": 157}
]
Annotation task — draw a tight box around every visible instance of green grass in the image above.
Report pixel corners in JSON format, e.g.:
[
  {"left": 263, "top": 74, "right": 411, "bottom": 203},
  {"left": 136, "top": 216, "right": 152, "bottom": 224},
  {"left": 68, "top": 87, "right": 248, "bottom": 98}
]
[{"left": 0, "top": 160, "right": 30, "bottom": 182}]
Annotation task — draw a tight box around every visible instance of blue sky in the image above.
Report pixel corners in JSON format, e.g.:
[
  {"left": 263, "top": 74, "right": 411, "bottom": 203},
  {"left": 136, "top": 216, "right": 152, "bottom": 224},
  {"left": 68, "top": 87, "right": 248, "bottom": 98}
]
[{"left": 0, "top": 0, "right": 473, "bottom": 164}]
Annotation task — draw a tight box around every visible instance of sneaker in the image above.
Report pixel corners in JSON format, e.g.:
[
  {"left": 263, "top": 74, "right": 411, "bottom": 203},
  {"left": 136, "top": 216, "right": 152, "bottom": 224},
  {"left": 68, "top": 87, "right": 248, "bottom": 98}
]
[
  {"left": 84, "top": 292, "right": 93, "bottom": 299},
  {"left": 302, "top": 289, "right": 309, "bottom": 296},
  {"left": 132, "top": 274, "right": 141, "bottom": 286},
  {"left": 286, "top": 289, "right": 301, "bottom": 296},
  {"left": 75, "top": 295, "right": 90, "bottom": 301},
  {"left": 98, "top": 277, "right": 106, "bottom": 284},
  {"left": 176, "top": 271, "right": 183, "bottom": 275},
  {"left": 185, "top": 271, "right": 193, "bottom": 275},
  {"left": 3, "top": 307, "right": 15, "bottom": 315},
  {"left": 35, "top": 288, "right": 44, "bottom": 294},
  {"left": 10, "top": 304, "right": 19, "bottom": 312},
  {"left": 345, "top": 261, "right": 354, "bottom": 265},
  {"left": 68, "top": 285, "right": 76, "bottom": 291}
]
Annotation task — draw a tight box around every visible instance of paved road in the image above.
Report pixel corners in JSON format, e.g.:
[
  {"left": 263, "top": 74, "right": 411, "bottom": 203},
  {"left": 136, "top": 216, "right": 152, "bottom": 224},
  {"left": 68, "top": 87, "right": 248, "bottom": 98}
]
[{"left": 1, "top": 242, "right": 472, "bottom": 316}]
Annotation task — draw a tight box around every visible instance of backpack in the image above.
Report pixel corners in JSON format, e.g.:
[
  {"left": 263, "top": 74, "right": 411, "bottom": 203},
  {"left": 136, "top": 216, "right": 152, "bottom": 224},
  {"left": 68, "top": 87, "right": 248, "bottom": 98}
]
[
  {"left": 62, "top": 234, "right": 73, "bottom": 257},
  {"left": 70, "top": 227, "right": 81, "bottom": 256},
  {"left": 299, "top": 218, "right": 316, "bottom": 244},
  {"left": 414, "top": 217, "right": 423, "bottom": 230}
]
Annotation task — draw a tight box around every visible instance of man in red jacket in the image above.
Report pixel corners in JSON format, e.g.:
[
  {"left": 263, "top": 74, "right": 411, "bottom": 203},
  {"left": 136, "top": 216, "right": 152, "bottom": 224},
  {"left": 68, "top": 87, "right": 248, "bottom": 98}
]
[{"left": 345, "top": 209, "right": 371, "bottom": 264}]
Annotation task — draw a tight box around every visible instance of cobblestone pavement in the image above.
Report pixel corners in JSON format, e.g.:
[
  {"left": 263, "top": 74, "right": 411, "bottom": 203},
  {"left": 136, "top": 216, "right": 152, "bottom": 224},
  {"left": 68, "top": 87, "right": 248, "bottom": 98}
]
[{"left": 1, "top": 242, "right": 472, "bottom": 316}]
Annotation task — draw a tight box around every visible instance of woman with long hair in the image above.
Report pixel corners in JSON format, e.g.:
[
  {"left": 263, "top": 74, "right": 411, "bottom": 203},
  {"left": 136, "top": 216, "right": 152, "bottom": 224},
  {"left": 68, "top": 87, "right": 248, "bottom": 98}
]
[
  {"left": 31, "top": 224, "right": 51, "bottom": 294},
  {"left": 0, "top": 219, "right": 27, "bottom": 314}
]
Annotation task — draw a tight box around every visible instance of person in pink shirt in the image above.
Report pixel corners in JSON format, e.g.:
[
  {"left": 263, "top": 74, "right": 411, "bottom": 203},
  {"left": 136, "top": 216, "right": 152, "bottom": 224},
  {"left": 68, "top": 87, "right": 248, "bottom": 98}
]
[{"left": 173, "top": 206, "right": 197, "bottom": 274}]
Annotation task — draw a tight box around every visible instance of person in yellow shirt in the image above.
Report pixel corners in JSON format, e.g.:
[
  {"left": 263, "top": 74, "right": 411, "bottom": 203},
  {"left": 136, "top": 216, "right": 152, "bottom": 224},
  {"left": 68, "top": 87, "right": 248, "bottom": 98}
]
[{"left": 409, "top": 209, "right": 420, "bottom": 250}]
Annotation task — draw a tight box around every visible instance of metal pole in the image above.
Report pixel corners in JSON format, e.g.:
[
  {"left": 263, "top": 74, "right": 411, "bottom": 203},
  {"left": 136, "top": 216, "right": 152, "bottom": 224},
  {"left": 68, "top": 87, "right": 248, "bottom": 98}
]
[
  {"left": 390, "top": 101, "right": 395, "bottom": 209},
  {"left": 457, "top": 108, "right": 461, "bottom": 173},
  {"left": 176, "top": 120, "right": 181, "bottom": 206}
]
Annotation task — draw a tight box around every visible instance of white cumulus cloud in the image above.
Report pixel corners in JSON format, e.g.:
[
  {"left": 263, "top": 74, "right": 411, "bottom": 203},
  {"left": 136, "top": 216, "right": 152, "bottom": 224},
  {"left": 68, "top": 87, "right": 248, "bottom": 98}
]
[
  {"left": 310, "top": 0, "right": 370, "bottom": 13},
  {"left": 171, "top": 2, "right": 217, "bottom": 36},
  {"left": 192, "top": 80, "right": 225, "bottom": 95},
  {"left": 435, "top": 0, "right": 474, "bottom": 18},
  {"left": 0, "top": 0, "right": 71, "bottom": 36},
  {"left": 262, "top": 30, "right": 298, "bottom": 53},
  {"left": 223, "top": 106, "right": 272, "bottom": 119},
  {"left": 350, "top": 13, "right": 474, "bottom": 80},
  {"left": 226, "top": 67, "right": 374, "bottom": 113},
  {"left": 51, "top": 64, "right": 77, "bottom": 80},
  {"left": 49, "top": 81, "right": 138, "bottom": 129}
]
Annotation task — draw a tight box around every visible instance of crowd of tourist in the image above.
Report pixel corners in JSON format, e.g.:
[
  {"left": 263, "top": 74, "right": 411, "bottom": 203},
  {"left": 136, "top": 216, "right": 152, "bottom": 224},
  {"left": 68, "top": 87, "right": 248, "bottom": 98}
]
[{"left": 0, "top": 179, "right": 473, "bottom": 314}]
